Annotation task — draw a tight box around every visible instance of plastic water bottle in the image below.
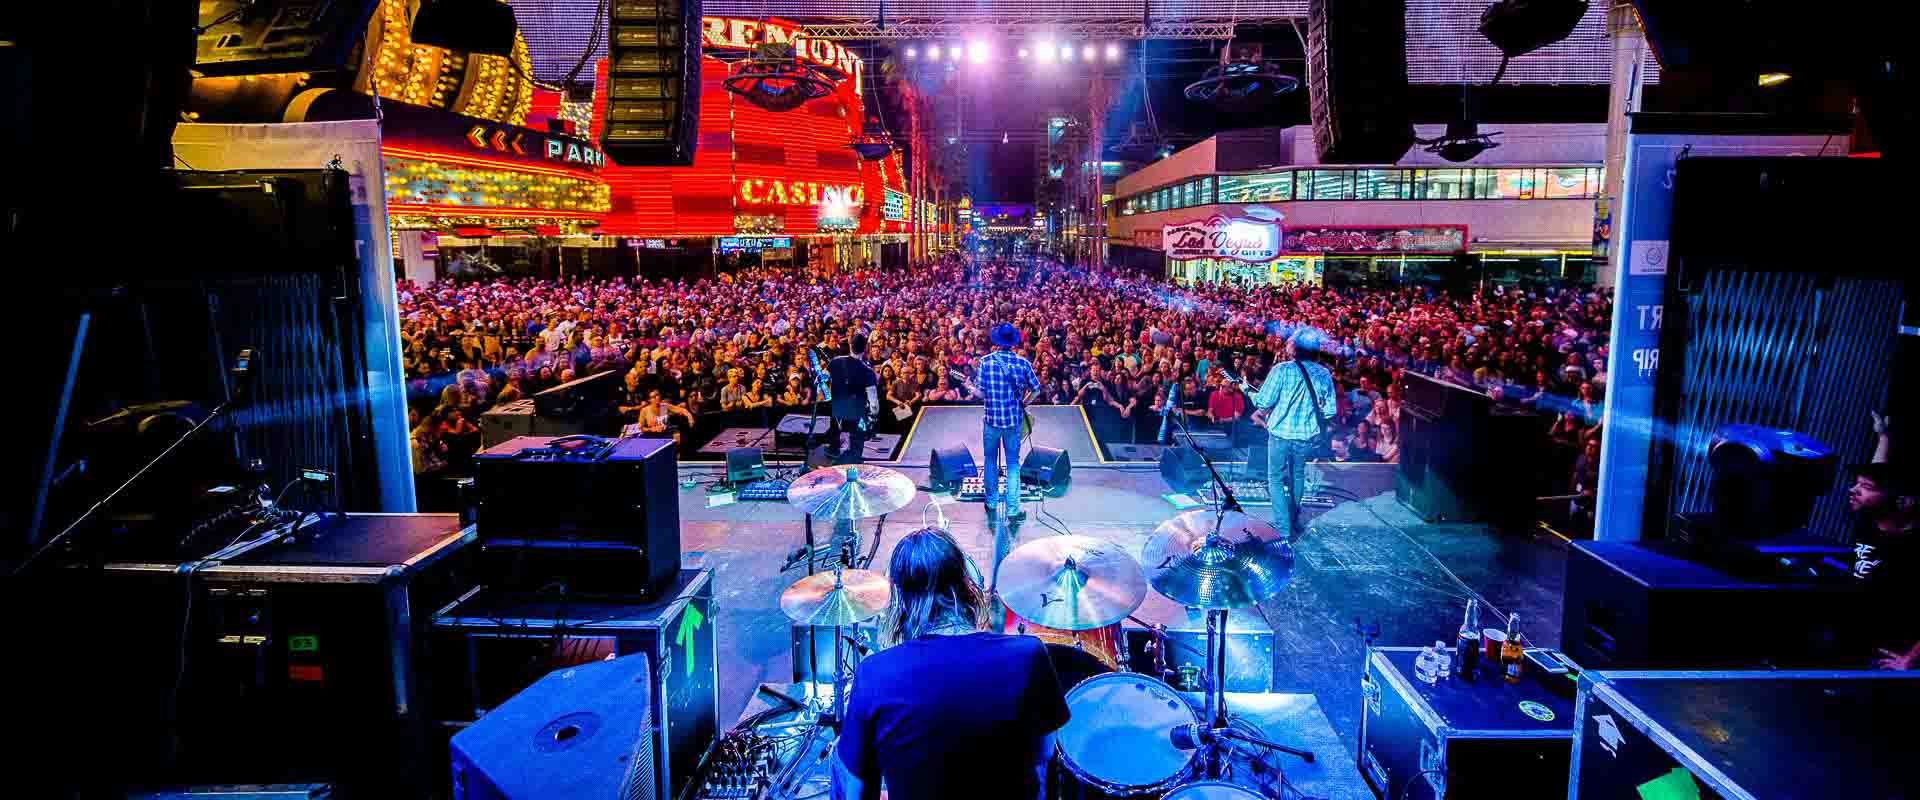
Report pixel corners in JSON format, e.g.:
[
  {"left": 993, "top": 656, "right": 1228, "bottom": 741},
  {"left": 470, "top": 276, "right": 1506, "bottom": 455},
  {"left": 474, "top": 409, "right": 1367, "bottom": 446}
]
[
  {"left": 1415, "top": 643, "right": 1442, "bottom": 685},
  {"left": 1432, "top": 640, "right": 1453, "bottom": 678}
]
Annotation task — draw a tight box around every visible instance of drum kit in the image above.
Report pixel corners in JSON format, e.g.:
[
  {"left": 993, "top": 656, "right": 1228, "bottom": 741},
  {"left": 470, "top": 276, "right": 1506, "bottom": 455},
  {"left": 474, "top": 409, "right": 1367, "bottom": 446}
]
[{"left": 771, "top": 462, "right": 1311, "bottom": 798}]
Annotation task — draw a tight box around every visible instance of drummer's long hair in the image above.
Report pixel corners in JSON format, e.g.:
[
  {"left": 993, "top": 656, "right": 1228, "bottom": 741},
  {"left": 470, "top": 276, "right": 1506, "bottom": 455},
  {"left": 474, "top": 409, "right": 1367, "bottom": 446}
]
[{"left": 885, "top": 527, "right": 986, "bottom": 644}]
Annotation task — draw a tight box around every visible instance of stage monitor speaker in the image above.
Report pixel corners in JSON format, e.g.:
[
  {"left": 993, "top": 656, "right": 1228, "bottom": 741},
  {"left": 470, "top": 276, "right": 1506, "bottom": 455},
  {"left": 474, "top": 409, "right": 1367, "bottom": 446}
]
[
  {"left": 193, "top": 0, "right": 381, "bottom": 76},
  {"left": 450, "top": 653, "right": 658, "bottom": 800},
  {"left": 602, "top": 0, "right": 702, "bottom": 166},
  {"left": 726, "top": 447, "right": 767, "bottom": 483},
  {"left": 1159, "top": 447, "right": 1208, "bottom": 494},
  {"left": 1395, "top": 409, "right": 1475, "bottom": 522},
  {"left": 928, "top": 444, "right": 977, "bottom": 491},
  {"left": 1020, "top": 445, "right": 1072, "bottom": 496},
  {"left": 1306, "top": 0, "right": 1414, "bottom": 164}
]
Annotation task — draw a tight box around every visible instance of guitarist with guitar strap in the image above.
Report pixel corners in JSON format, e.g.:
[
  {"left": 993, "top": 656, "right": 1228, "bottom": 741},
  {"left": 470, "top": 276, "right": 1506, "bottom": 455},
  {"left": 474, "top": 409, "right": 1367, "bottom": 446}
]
[
  {"left": 1223, "top": 329, "right": 1336, "bottom": 540},
  {"left": 825, "top": 331, "right": 879, "bottom": 464}
]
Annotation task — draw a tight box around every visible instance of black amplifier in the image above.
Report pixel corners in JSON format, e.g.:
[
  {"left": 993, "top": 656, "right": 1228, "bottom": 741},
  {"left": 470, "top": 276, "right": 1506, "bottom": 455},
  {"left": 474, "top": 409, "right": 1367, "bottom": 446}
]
[
  {"left": 43, "top": 514, "right": 476, "bottom": 795},
  {"left": 1570, "top": 670, "right": 1920, "bottom": 800},
  {"left": 430, "top": 568, "right": 719, "bottom": 800},
  {"left": 1359, "top": 646, "right": 1575, "bottom": 800},
  {"left": 473, "top": 435, "right": 680, "bottom": 598}
]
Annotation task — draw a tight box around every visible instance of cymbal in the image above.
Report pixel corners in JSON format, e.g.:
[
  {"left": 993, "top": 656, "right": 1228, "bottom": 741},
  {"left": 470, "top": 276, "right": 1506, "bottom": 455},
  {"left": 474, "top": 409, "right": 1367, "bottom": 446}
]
[
  {"left": 786, "top": 465, "right": 917, "bottom": 520},
  {"left": 779, "top": 568, "right": 893, "bottom": 626},
  {"left": 998, "top": 535, "right": 1147, "bottom": 630},
  {"left": 1141, "top": 509, "right": 1295, "bottom": 609}
]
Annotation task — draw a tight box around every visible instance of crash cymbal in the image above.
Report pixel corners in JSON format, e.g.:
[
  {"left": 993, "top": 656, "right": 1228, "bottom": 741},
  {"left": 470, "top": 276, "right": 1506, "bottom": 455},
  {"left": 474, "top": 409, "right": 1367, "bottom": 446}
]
[
  {"left": 998, "top": 535, "right": 1147, "bottom": 630},
  {"left": 786, "top": 465, "right": 917, "bottom": 520},
  {"left": 779, "top": 568, "right": 893, "bottom": 626},
  {"left": 1141, "top": 509, "right": 1295, "bottom": 609}
]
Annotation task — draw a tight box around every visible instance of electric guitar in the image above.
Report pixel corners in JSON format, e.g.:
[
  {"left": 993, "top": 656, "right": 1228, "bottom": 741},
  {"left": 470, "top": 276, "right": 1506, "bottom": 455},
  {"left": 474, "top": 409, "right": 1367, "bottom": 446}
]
[{"left": 950, "top": 369, "right": 1035, "bottom": 438}]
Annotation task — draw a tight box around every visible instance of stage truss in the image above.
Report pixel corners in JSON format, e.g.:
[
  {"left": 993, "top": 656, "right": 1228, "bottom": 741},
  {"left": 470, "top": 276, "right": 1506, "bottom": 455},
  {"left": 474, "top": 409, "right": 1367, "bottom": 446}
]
[{"left": 800, "top": 17, "right": 1267, "bottom": 40}]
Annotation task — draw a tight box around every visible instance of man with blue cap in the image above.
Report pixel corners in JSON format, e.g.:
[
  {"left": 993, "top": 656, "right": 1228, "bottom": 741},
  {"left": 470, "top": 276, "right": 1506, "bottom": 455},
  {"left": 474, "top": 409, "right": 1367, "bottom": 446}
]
[{"left": 978, "top": 322, "right": 1040, "bottom": 520}]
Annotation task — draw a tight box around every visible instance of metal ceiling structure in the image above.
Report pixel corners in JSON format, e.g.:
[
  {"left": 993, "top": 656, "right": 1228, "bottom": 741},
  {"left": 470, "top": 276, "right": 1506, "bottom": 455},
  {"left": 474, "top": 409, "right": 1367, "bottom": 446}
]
[
  {"left": 800, "top": 19, "right": 1249, "bottom": 40},
  {"left": 510, "top": 0, "right": 1657, "bottom": 86}
]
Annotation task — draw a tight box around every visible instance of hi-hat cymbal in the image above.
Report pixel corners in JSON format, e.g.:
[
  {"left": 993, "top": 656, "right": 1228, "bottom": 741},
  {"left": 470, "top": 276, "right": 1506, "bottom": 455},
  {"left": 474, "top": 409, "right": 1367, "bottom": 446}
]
[
  {"left": 779, "top": 568, "right": 893, "bottom": 626},
  {"left": 786, "top": 465, "right": 917, "bottom": 520},
  {"left": 1141, "top": 509, "right": 1295, "bottom": 609},
  {"left": 998, "top": 535, "right": 1147, "bottom": 630}
]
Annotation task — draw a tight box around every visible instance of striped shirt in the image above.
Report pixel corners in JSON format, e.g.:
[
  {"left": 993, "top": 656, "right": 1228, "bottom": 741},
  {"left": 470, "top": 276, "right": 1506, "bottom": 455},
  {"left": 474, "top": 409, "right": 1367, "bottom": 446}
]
[
  {"left": 1249, "top": 359, "right": 1336, "bottom": 442},
  {"left": 975, "top": 349, "right": 1039, "bottom": 429}
]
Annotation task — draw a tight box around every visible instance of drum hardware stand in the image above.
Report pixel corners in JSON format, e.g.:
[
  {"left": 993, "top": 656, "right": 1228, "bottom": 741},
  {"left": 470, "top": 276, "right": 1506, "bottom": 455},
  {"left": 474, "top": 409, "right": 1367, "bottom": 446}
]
[{"left": 1168, "top": 410, "right": 1315, "bottom": 774}]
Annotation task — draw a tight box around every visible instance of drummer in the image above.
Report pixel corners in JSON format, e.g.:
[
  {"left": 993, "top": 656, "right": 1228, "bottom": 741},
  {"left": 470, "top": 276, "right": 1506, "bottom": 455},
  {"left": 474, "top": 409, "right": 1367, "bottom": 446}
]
[{"left": 834, "top": 528, "right": 1070, "bottom": 800}]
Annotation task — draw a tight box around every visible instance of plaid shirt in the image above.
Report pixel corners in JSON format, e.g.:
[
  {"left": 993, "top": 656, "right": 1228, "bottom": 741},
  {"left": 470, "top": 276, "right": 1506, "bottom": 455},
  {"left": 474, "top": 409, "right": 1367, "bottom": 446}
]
[
  {"left": 976, "top": 349, "right": 1039, "bottom": 429},
  {"left": 1249, "top": 358, "right": 1336, "bottom": 441}
]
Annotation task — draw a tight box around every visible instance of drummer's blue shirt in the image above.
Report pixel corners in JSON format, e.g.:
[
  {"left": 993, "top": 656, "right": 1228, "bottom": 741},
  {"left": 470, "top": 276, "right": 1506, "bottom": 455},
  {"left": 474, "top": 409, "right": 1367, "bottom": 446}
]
[{"left": 837, "top": 632, "right": 1069, "bottom": 800}]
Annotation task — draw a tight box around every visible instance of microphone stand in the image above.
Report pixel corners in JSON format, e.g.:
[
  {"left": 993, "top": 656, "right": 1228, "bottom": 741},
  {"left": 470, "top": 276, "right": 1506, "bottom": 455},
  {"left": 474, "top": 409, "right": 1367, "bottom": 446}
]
[{"left": 15, "top": 358, "right": 255, "bottom": 575}]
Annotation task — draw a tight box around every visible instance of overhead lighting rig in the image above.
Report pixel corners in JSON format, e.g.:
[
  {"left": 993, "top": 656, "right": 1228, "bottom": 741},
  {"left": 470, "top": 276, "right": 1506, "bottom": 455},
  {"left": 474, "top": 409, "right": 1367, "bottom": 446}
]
[
  {"left": 1184, "top": 41, "right": 1299, "bottom": 112},
  {"left": 1416, "top": 118, "right": 1502, "bottom": 162}
]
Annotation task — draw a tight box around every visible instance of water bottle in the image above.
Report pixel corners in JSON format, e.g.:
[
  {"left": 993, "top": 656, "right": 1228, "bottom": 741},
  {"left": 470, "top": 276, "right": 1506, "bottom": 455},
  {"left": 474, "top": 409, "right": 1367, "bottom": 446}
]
[
  {"left": 1414, "top": 643, "right": 1441, "bottom": 685},
  {"left": 1432, "top": 640, "right": 1453, "bottom": 678}
]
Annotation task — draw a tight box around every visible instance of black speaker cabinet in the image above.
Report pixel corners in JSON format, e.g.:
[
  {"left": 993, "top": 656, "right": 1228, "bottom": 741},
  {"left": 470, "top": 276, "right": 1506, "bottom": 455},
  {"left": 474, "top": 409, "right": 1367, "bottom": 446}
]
[
  {"left": 433, "top": 569, "right": 718, "bottom": 800},
  {"left": 726, "top": 446, "right": 767, "bottom": 483},
  {"left": 1159, "top": 446, "right": 1208, "bottom": 494},
  {"left": 1561, "top": 541, "right": 1861, "bottom": 671},
  {"left": 1306, "top": 0, "right": 1414, "bottom": 164},
  {"left": 602, "top": 0, "right": 702, "bottom": 165},
  {"left": 474, "top": 436, "right": 680, "bottom": 598},
  {"left": 450, "top": 653, "right": 658, "bottom": 800},
  {"left": 1020, "top": 444, "right": 1072, "bottom": 496},
  {"left": 928, "top": 443, "right": 978, "bottom": 490},
  {"left": 1396, "top": 409, "right": 1474, "bottom": 522}
]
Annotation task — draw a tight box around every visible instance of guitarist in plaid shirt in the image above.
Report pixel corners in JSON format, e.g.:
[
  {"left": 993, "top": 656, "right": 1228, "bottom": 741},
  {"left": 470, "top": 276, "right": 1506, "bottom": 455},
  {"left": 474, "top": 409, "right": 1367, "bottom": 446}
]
[{"left": 977, "top": 323, "right": 1040, "bottom": 521}]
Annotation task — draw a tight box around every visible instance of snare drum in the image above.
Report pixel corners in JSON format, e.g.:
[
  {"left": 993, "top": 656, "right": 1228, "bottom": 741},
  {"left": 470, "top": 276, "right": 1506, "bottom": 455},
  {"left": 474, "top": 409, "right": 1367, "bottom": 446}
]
[
  {"left": 1162, "top": 781, "right": 1267, "bottom": 800},
  {"left": 1057, "top": 672, "right": 1199, "bottom": 796},
  {"left": 1005, "top": 608, "right": 1123, "bottom": 671}
]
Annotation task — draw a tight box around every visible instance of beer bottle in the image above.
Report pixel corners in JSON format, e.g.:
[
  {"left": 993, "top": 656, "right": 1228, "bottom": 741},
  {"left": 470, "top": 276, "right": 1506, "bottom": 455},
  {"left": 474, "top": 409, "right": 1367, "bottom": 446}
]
[
  {"left": 1502, "top": 613, "right": 1525, "bottom": 683},
  {"left": 1454, "top": 599, "right": 1482, "bottom": 678}
]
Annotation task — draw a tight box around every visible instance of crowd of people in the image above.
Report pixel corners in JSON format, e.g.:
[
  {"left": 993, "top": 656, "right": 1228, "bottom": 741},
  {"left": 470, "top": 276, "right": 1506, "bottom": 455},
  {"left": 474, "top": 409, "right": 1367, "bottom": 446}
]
[{"left": 401, "top": 255, "right": 1612, "bottom": 522}]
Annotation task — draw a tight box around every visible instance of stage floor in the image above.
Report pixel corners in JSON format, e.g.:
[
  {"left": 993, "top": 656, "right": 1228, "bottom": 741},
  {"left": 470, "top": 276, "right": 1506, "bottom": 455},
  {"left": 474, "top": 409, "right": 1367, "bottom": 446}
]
[
  {"left": 895, "top": 404, "right": 1108, "bottom": 467},
  {"left": 675, "top": 452, "right": 1570, "bottom": 763}
]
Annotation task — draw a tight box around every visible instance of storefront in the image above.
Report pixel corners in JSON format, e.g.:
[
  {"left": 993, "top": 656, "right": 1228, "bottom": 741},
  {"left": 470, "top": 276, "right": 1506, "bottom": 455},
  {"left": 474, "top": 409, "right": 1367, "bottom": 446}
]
[
  {"left": 377, "top": 100, "right": 613, "bottom": 283},
  {"left": 586, "top": 17, "right": 929, "bottom": 271},
  {"left": 1108, "top": 123, "right": 1606, "bottom": 287}
]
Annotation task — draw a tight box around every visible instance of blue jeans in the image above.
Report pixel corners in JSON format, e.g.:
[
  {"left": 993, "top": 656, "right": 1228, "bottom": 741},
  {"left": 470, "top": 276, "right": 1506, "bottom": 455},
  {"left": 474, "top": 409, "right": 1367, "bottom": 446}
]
[
  {"left": 983, "top": 422, "right": 1023, "bottom": 514},
  {"left": 1267, "top": 435, "right": 1311, "bottom": 539}
]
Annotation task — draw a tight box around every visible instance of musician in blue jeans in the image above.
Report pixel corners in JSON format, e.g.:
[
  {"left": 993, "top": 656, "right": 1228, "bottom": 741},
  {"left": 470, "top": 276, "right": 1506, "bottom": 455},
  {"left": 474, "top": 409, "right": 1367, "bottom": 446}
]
[
  {"left": 977, "top": 323, "right": 1039, "bottom": 521},
  {"left": 1245, "top": 331, "right": 1336, "bottom": 540}
]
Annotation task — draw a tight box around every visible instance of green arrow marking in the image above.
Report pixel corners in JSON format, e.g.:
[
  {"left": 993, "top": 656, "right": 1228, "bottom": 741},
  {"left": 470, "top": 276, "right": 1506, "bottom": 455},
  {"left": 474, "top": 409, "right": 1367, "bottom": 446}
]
[{"left": 674, "top": 604, "right": 705, "bottom": 677}]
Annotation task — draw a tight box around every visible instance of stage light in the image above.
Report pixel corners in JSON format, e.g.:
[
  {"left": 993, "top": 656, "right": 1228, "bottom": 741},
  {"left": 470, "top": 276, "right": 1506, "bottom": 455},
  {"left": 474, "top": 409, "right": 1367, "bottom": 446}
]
[
  {"left": 906, "top": 46, "right": 918, "bottom": 59},
  {"left": 1017, "top": 47, "right": 1029, "bottom": 59},
  {"left": 1105, "top": 43, "right": 1121, "bottom": 61},
  {"left": 948, "top": 44, "right": 962, "bottom": 60},
  {"left": 1757, "top": 72, "right": 1792, "bottom": 87},
  {"left": 1037, "top": 41, "right": 1055, "bottom": 62},
  {"left": 1060, "top": 44, "right": 1074, "bottom": 61},
  {"left": 926, "top": 45, "right": 939, "bottom": 61},
  {"left": 968, "top": 41, "right": 988, "bottom": 64},
  {"left": 1082, "top": 44, "right": 1095, "bottom": 60}
]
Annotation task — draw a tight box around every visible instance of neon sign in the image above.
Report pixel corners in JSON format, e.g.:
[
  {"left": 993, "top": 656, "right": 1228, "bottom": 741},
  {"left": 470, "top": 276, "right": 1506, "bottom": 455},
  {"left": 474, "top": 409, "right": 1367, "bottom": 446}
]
[
  {"left": 700, "top": 17, "right": 862, "bottom": 86},
  {"left": 883, "top": 190, "right": 908, "bottom": 222},
  {"left": 738, "top": 179, "right": 864, "bottom": 209},
  {"left": 1163, "top": 215, "right": 1280, "bottom": 262}
]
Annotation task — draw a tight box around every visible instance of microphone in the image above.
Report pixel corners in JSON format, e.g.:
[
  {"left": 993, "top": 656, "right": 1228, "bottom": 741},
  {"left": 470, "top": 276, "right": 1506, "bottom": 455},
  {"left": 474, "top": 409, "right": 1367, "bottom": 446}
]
[{"left": 1169, "top": 723, "right": 1207, "bottom": 751}]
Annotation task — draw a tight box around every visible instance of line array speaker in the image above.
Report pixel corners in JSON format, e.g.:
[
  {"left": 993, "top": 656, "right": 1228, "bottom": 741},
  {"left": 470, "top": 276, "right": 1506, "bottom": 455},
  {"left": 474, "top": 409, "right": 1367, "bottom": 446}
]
[
  {"left": 602, "top": 0, "right": 702, "bottom": 166},
  {"left": 1306, "top": 0, "right": 1415, "bottom": 164}
]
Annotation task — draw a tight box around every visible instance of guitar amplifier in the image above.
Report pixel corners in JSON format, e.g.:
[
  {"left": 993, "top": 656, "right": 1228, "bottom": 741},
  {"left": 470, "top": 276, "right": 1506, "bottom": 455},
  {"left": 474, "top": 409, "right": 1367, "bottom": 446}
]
[{"left": 474, "top": 436, "right": 680, "bottom": 598}]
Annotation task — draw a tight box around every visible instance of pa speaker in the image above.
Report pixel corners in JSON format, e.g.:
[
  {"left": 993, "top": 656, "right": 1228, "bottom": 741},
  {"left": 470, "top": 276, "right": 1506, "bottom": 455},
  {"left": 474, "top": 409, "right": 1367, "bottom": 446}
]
[
  {"left": 1020, "top": 445, "right": 1072, "bottom": 496},
  {"left": 928, "top": 444, "right": 977, "bottom": 491},
  {"left": 450, "top": 653, "right": 657, "bottom": 800},
  {"left": 1306, "top": 0, "right": 1414, "bottom": 164},
  {"left": 602, "top": 0, "right": 702, "bottom": 166},
  {"left": 726, "top": 447, "right": 767, "bottom": 483},
  {"left": 1159, "top": 447, "right": 1207, "bottom": 494}
]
